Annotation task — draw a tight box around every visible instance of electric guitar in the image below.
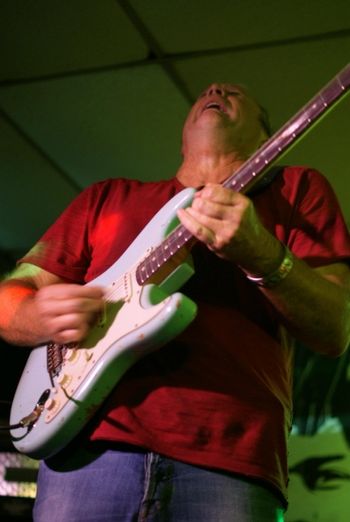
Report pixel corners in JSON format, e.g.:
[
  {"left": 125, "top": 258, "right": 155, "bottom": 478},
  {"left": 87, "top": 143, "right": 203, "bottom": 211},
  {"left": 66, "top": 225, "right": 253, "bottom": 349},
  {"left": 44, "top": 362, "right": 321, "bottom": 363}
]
[{"left": 10, "top": 63, "right": 350, "bottom": 459}]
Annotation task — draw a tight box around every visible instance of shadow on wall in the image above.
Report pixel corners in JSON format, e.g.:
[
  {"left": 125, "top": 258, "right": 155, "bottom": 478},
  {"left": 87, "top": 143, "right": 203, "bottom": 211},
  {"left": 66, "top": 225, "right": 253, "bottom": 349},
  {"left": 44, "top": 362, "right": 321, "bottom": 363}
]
[{"left": 286, "top": 344, "right": 350, "bottom": 522}]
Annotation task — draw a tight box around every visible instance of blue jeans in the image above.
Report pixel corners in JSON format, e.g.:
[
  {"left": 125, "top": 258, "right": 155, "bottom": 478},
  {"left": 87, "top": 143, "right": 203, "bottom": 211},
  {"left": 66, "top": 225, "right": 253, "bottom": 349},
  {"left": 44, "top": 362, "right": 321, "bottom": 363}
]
[{"left": 33, "top": 443, "right": 285, "bottom": 521}]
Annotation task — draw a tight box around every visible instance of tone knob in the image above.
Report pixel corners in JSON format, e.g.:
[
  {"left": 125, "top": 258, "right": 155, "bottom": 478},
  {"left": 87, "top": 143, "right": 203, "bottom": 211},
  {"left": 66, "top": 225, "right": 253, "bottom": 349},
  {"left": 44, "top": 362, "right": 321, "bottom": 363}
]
[
  {"left": 57, "top": 373, "right": 71, "bottom": 386},
  {"left": 44, "top": 398, "right": 56, "bottom": 411},
  {"left": 64, "top": 348, "right": 79, "bottom": 362}
]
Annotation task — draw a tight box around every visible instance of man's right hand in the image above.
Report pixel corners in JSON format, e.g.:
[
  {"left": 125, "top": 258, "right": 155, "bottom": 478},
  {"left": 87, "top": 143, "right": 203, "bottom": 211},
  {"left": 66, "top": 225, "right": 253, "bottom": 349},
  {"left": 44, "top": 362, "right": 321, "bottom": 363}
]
[
  {"left": 34, "top": 284, "right": 105, "bottom": 345},
  {"left": 0, "top": 264, "right": 105, "bottom": 347}
]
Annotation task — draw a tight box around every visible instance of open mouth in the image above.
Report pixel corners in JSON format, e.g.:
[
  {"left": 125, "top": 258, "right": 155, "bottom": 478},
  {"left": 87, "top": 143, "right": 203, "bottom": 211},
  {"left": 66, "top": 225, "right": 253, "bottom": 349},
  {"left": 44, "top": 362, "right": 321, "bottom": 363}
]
[{"left": 203, "top": 101, "right": 227, "bottom": 113}]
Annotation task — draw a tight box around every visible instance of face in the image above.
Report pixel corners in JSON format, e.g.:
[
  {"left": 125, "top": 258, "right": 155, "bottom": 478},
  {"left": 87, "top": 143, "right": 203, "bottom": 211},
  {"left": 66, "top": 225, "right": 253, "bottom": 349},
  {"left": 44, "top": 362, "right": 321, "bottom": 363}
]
[{"left": 182, "top": 82, "right": 269, "bottom": 158}]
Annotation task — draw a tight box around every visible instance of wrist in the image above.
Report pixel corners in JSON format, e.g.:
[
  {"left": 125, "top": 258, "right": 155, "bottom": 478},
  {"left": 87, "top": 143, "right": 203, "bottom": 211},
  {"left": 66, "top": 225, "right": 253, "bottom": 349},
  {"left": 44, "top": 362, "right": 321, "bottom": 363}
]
[{"left": 245, "top": 242, "right": 294, "bottom": 288}]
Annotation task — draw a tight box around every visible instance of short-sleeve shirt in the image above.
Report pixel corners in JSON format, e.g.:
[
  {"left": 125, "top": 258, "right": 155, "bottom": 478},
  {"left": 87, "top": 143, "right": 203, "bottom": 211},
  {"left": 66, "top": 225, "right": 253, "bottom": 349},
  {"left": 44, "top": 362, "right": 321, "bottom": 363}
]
[{"left": 21, "top": 166, "right": 350, "bottom": 502}]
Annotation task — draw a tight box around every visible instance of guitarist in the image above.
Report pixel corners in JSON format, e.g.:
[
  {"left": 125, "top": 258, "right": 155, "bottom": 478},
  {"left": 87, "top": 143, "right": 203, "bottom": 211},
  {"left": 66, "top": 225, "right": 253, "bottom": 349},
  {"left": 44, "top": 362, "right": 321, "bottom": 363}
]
[{"left": 1, "top": 83, "right": 350, "bottom": 521}]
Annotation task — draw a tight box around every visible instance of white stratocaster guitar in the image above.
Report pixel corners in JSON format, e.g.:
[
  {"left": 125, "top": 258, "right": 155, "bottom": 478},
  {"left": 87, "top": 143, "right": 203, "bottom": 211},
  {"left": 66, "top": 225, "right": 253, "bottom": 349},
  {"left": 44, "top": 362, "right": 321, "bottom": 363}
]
[{"left": 10, "top": 64, "right": 350, "bottom": 459}]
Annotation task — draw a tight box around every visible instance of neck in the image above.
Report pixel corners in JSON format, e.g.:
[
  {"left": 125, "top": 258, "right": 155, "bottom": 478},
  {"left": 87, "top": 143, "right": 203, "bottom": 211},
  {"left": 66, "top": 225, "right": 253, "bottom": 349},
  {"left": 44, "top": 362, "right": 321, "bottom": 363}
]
[{"left": 176, "top": 151, "right": 245, "bottom": 188}]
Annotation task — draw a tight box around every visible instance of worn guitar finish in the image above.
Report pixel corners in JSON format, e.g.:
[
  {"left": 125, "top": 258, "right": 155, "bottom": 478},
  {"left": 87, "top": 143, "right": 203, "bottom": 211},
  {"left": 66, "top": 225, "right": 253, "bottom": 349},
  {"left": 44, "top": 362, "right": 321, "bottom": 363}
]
[{"left": 10, "top": 64, "right": 350, "bottom": 459}]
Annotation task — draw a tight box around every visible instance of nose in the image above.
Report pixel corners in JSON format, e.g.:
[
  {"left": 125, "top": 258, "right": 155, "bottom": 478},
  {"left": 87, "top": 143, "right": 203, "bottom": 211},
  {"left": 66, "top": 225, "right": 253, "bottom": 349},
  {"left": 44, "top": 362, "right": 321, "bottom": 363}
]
[{"left": 205, "top": 84, "right": 226, "bottom": 97}]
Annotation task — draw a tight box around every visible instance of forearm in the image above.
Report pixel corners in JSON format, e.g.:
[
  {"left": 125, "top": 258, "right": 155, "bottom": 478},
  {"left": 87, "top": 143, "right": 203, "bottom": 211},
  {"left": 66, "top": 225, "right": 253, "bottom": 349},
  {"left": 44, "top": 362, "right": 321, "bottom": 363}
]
[
  {"left": 0, "top": 279, "right": 45, "bottom": 347},
  {"left": 239, "top": 226, "right": 350, "bottom": 356},
  {"left": 258, "top": 254, "right": 350, "bottom": 357},
  {"left": 177, "top": 185, "right": 350, "bottom": 356}
]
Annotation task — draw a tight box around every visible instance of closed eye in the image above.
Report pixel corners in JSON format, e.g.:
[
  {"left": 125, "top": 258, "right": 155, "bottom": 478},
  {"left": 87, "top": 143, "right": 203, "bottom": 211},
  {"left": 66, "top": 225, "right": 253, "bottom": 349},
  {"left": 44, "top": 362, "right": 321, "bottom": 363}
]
[{"left": 227, "top": 91, "right": 242, "bottom": 96}]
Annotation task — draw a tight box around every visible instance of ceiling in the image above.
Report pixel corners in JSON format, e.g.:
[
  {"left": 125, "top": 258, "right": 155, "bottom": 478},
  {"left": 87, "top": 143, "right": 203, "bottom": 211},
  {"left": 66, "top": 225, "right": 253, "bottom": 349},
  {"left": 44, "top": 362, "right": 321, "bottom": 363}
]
[{"left": 0, "top": 0, "right": 349, "bottom": 270}]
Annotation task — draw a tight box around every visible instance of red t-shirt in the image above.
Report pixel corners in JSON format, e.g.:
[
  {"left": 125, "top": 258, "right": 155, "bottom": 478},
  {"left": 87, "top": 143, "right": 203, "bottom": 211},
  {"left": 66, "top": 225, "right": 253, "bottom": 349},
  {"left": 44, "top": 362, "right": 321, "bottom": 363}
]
[{"left": 21, "top": 167, "right": 350, "bottom": 502}]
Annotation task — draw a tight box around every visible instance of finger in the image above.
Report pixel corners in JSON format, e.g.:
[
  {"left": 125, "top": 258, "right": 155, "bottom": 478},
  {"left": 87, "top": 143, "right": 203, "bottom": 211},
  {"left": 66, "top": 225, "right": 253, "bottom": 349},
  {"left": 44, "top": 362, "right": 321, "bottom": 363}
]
[
  {"left": 195, "top": 184, "right": 248, "bottom": 210},
  {"left": 39, "top": 284, "right": 105, "bottom": 301},
  {"left": 36, "top": 293, "right": 104, "bottom": 317},
  {"left": 177, "top": 208, "right": 215, "bottom": 245},
  {"left": 195, "top": 183, "right": 233, "bottom": 202},
  {"left": 46, "top": 312, "right": 97, "bottom": 342},
  {"left": 187, "top": 196, "right": 240, "bottom": 238},
  {"left": 192, "top": 188, "right": 245, "bottom": 222},
  {"left": 191, "top": 193, "right": 228, "bottom": 220},
  {"left": 51, "top": 327, "right": 90, "bottom": 345}
]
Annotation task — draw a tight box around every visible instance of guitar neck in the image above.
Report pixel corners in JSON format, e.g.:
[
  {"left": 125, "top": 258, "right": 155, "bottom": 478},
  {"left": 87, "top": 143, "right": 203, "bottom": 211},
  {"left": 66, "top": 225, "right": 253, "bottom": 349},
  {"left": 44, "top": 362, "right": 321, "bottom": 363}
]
[
  {"left": 223, "top": 63, "right": 350, "bottom": 193},
  {"left": 136, "top": 63, "right": 350, "bottom": 286}
]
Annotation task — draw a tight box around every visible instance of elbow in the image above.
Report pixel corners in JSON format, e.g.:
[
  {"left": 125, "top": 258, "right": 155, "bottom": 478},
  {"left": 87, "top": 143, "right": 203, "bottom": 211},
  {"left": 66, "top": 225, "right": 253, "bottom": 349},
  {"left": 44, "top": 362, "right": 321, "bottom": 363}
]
[
  {"left": 304, "top": 317, "right": 350, "bottom": 358},
  {"left": 325, "top": 344, "right": 348, "bottom": 359},
  {"left": 336, "top": 327, "right": 350, "bottom": 358},
  {"left": 334, "top": 310, "right": 350, "bottom": 357},
  {"left": 317, "top": 327, "right": 350, "bottom": 359},
  {"left": 320, "top": 303, "right": 350, "bottom": 358}
]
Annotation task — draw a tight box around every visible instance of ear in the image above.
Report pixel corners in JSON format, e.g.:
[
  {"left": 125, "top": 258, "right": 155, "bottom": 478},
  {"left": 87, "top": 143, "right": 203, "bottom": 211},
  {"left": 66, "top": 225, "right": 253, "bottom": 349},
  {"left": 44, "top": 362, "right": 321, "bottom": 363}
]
[{"left": 257, "top": 129, "right": 270, "bottom": 150}]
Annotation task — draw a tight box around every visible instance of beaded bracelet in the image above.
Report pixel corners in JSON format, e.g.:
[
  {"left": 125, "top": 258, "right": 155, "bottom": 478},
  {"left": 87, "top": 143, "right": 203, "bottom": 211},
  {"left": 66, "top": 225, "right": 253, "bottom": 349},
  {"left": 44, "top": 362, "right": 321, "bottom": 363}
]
[{"left": 246, "top": 243, "right": 294, "bottom": 288}]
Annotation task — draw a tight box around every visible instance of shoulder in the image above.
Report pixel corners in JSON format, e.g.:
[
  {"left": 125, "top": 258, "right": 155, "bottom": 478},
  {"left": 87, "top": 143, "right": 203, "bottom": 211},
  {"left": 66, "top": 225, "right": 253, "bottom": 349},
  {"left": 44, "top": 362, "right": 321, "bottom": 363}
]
[
  {"left": 279, "top": 165, "right": 332, "bottom": 190},
  {"left": 269, "top": 165, "right": 339, "bottom": 208},
  {"left": 83, "top": 176, "right": 180, "bottom": 199}
]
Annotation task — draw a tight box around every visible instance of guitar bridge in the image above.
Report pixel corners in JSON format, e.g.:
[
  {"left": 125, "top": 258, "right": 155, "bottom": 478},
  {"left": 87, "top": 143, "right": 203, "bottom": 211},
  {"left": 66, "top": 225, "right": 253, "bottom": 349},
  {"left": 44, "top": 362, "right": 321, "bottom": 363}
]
[{"left": 47, "top": 342, "right": 76, "bottom": 386}]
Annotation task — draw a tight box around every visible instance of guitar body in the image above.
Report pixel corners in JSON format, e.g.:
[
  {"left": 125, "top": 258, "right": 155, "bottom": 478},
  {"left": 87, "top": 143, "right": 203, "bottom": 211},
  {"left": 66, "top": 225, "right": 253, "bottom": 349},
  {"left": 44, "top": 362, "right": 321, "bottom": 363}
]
[{"left": 10, "top": 188, "right": 197, "bottom": 459}]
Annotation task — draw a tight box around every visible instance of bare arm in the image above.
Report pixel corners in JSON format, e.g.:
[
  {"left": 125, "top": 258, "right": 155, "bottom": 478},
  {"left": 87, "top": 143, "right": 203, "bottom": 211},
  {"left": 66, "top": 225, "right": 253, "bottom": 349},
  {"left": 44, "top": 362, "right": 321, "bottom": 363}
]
[
  {"left": 259, "top": 259, "right": 350, "bottom": 356},
  {"left": 177, "top": 184, "right": 350, "bottom": 357},
  {"left": 0, "top": 263, "right": 104, "bottom": 347}
]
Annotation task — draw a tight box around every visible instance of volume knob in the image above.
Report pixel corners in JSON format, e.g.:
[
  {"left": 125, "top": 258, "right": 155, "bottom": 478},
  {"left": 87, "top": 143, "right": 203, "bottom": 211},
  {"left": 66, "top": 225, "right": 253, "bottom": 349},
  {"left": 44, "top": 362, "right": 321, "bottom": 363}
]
[{"left": 57, "top": 373, "right": 71, "bottom": 386}]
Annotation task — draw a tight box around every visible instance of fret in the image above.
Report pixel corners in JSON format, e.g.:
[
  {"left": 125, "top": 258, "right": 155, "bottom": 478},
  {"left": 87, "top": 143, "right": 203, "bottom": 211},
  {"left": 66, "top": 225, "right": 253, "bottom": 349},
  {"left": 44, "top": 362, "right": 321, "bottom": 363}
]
[{"left": 136, "top": 224, "right": 193, "bottom": 285}]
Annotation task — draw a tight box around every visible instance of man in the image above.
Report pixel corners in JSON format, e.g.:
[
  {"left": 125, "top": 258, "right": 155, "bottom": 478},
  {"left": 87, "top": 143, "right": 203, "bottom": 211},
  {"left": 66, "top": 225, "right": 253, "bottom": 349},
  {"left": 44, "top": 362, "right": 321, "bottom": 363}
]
[{"left": 1, "top": 83, "right": 350, "bottom": 521}]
